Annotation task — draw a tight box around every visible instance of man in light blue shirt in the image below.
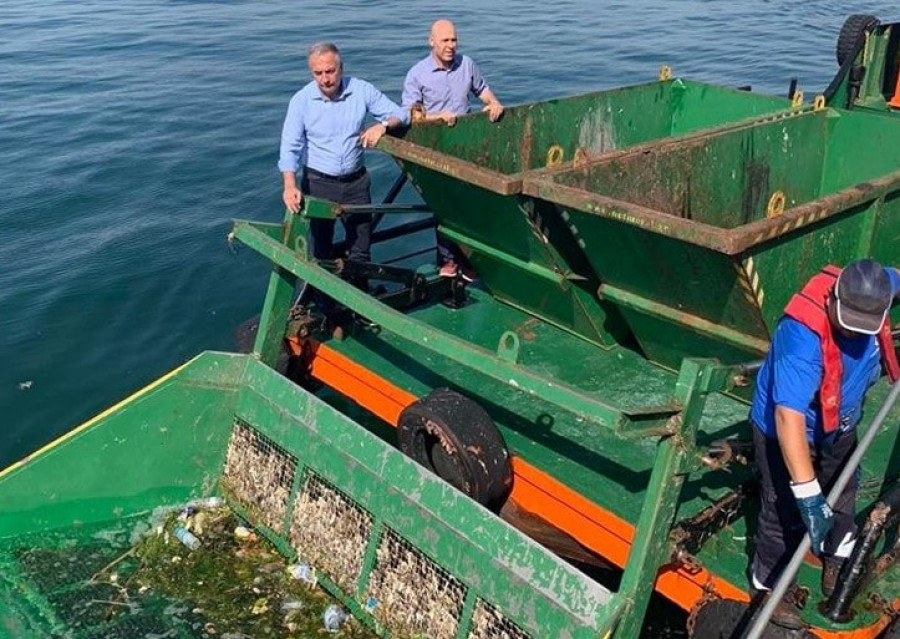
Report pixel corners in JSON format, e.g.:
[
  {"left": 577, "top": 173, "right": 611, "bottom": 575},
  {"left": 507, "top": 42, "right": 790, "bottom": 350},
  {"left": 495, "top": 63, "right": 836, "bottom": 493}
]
[
  {"left": 401, "top": 20, "right": 503, "bottom": 279},
  {"left": 402, "top": 20, "right": 504, "bottom": 126},
  {"left": 279, "top": 42, "right": 408, "bottom": 265}
]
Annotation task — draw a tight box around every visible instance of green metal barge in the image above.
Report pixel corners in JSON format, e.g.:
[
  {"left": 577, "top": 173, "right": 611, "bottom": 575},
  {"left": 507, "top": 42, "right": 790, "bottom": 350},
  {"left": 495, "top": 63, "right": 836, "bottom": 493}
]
[{"left": 2, "top": 14, "right": 900, "bottom": 639}]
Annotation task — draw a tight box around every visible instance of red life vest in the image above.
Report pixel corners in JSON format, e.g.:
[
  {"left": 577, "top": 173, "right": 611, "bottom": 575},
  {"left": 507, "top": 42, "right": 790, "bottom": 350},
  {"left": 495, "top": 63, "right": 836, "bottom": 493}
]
[{"left": 783, "top": 264, "right": 899, "bottom": 432}]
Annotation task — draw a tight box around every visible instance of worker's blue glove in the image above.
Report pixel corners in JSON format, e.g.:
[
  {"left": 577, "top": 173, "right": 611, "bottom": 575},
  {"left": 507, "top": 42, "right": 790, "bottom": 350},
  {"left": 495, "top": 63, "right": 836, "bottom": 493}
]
[{"left": 791, "top": 479, "right": 833, "bottom": 557}]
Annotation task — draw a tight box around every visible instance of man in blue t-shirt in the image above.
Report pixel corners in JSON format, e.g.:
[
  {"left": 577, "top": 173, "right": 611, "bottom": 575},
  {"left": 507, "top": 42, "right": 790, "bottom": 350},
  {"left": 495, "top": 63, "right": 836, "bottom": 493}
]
[{"left": 748, "top": 259, "right": 900, "bottom": 628}]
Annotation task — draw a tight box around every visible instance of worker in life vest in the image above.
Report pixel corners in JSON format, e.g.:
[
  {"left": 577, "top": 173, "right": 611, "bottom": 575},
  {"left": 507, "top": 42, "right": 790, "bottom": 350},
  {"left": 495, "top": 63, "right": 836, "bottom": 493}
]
[{"left": 748, "top": 259, "right": 900, "bottom": 629}]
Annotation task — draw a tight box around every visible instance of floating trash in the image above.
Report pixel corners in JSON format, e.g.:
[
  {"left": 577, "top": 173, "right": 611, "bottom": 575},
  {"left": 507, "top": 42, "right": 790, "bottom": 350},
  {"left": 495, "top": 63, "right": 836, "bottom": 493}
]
[
  {"left": 288, "top": 562, "right": 316, "bottom": 586},
  {"left": 127, "top": 505, "right": 376, "bottom": 638},
  {"left": 191, "top": 496, "right": 226, "bottom": 509},
  {"left": 323, "top": 603, "right": 349, "bottom": 632},
  {"left": 173, "top": 526, "right": 201, "bottom": 551}
]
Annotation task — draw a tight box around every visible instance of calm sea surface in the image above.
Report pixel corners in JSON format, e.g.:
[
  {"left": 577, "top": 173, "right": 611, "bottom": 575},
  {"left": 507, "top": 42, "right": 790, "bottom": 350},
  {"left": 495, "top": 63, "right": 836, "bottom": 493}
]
[{"left": 3, "top": 0, "right": 899, "bottom": 501}]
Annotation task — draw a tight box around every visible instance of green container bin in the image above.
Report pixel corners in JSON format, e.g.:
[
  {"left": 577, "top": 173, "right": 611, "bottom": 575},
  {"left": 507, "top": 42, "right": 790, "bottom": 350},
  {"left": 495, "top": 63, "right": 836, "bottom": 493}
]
[
  {"left": 381, "top": 79, "right": 791, "bottom": 348},
  {"left": 523, "top": 106, "right": 900, "bottom": 367}
]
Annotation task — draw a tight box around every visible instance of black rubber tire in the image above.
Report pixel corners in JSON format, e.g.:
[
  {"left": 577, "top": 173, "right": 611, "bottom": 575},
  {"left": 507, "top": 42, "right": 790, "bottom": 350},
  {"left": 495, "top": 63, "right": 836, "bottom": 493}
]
[
  {"left": 836, "top": 14, "right": 879, "bottom": 66},
  {"left": 688, "top": 598, "right": 815, "bottom": 639},
  {"left": 880, "top": 617, "right": 900, "bottom": 639},
  {"left": 397, "top": 388, "right": 513, "bottom": 511}
]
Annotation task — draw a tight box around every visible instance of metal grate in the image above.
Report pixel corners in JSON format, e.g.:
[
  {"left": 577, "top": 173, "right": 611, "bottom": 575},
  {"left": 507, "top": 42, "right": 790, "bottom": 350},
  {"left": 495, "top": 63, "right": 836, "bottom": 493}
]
[
  {"left": 467, "top": 599, "right": 533, "bottom": 639},
  {"left": 289, "top": 472, "right": 373, "bottom": 593},
  {"left": 222, "top": 420, "right": 297, "bottom": 533},
  {"left": 366, "top": 528, "right": 466, "bottom": 639}
]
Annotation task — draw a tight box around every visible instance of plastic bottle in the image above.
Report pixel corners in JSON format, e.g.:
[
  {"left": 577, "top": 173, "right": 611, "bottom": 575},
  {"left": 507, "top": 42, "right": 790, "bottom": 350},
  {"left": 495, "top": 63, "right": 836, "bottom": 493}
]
[
  {"left": 174, "top": 526, "right": 201, "bottom": 551},
  {"left": 322, "top": 604, "right": 348, "bottom": 632}
]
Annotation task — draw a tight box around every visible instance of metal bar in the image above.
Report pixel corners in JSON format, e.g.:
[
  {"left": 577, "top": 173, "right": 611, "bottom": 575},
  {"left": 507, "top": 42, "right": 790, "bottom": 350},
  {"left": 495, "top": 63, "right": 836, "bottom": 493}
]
[
  {"left": 743, "top": 378, "right": 900, "bottom": 639},
  {"left": 453, "top": 589, "right": 479, "bottom": 639},
  {"left": 382, "top": 246, "right": 435, "bottom": 266},
  {"left": 525, "top": 106, "right": 811, "bottom": 182},
  {"left": 595, "top": 598, "right": 629, "bottom": 639},
  {"left": 335, "top": 203, "right": 430, "bottom": 215},
  {"left": 320, "top": 259, "right": 420, "bottom": 287},
  {"left": 614, "top": 359, "right": 720, "bottom": 638},
  {"left": 334, "top": 217, "right": 436, "bottom": 255},
  {"left": 440, "top": 226, "right": 568, "bottom": 285},
  {"left": 371, "top": 172, "right": 409, "bottom": 231},
  {"left": 379, "top": 136, "right": 523, "bottom": 195},
  {"left": 233, "top": 221, "right": 647, "bottom": 432},
  {"left": 301, "top": 197, "right": 340, "bottom": 219},
  {"left": 523, "top": 177, "right": 738, "bottom": 254},
  {"left": 253, "top": 267, "right": 297, "bottom": 366},
  {"left": 373, "top": 277, "right": 450, "bottom": 309},
  {"left": 521, "top": 111, "right": 900, "bottom": 255},
  {"left": 738, "top": 359, "right": 765, "bottom": 375},
  {"left": 729, "top": 169, "right": 900, "bottom": 254},
  {"left": 826, "top": 486, "right": 900, "bottom": 620},
  {"left": 597, "top": 283, "right": 770, "bottom": 355},
  {"left": 382, "top": 172, "right": 408, "bottom": 204}
]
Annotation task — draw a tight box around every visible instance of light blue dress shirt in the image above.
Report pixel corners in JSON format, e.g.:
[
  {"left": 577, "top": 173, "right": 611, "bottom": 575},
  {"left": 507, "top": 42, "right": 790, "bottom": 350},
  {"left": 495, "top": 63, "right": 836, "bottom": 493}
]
[
  {"left": 401, "top": 54, "right": 488, "bottom": 115},
  {"left": 278, "top": 76, "right": 409, "bottom": 177}
]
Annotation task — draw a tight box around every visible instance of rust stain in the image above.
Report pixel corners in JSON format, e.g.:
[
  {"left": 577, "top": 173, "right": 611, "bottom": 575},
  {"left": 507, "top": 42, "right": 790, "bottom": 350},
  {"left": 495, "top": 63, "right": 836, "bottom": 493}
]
[{"left": 520, "top": 115, "right": 533, "bottom": 170}]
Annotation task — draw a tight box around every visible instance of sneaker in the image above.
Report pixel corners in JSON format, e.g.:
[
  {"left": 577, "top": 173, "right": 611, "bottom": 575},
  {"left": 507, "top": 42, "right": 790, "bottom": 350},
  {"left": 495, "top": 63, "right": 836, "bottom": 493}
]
[
  {"left": 439, "top": 261, "right": 458, "bottom": 278},
  {"left": 821, "top": 557, "right": 843, "bottom": 598},
  {"left": 459, "top": 265, "right": 476, "bottom": 283}
]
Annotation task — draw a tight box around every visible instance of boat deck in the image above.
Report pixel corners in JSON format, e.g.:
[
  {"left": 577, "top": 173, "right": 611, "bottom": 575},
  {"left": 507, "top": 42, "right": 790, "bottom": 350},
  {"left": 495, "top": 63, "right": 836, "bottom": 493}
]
[{"left": 318, "top": 284, "right": 900, "bottom": 630}]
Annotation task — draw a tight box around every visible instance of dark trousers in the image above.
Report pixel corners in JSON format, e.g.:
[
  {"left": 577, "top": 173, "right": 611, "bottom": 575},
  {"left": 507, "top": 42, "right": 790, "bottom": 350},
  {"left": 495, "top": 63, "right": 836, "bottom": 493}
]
[
  {"left": 749, "top": 425, "right": 858, "bottom": 589},
  {"left": 302, "top": 168, "right": 372, "bottom": 263}
]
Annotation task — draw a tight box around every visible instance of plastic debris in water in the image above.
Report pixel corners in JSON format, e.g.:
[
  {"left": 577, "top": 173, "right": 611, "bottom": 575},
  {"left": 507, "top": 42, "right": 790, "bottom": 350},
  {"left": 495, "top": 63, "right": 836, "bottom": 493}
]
[
  {"left": 322, "top": 604, "right": 349, "bottom": 632},
  {"left": 282, "top": 598, "right": 304, "bottom": 623},
  {"left": 173, "top": 526, "right": 201, "bottom": 551},
  {"left": 288, "top": 562, "right": 316, "bottom": 585},
  {"left": 251, "top": 597, "right": 269, "bottom": 615},
  {"left": 281, "top": 598, "right": 304, "bottom": 612},
  {"left": 189, "top": 496, "right": 226, "bottom": 509},
  {"left": 17, "top": 381, "right": 33, "bottom": 390},
  {"left": 178, "top": 506, "right": 197, "bottom": 521}
]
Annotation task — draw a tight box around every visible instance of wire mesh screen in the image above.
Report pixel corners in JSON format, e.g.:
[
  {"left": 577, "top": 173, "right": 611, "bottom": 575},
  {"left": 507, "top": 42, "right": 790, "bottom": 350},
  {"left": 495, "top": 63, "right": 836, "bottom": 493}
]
[
  {"left": 468, "top": 599, "right": 533, "bottom": 639},
  {"left": 366, "top": 528, "right": 466, "bottom": 639},
  {"left": 289, "top": 472, "right": 373, "bottom": 593},
  {"left": 222, "top": 420, "right": 297, "bottom": 533}
]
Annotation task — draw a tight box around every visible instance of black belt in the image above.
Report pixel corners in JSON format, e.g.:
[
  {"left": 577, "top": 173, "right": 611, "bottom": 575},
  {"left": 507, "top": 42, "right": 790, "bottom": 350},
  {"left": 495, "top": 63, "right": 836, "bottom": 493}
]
[{"left": 306, "top": 166, "right": 367, "bottom": 182}]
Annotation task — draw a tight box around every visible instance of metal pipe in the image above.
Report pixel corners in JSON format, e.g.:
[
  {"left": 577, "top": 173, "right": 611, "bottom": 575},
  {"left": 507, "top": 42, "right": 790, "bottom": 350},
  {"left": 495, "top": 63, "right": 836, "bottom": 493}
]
[
  {"left": 370, "top": 172, "right": 409, "bottom": 230},
  {"left": 737, "top": 359, "right": 765, "bottom": 376},
  {"left": 743, "top": 378, "right": 900, "bottom": 639},
  {"left": 787, "top": 77, "right": 798, "bottom": 100},
  {"left": 333, "top": 217, "right": 436, "bottom": 254},
  {"left": 337, "top": 203, "right": 429, "bottom": 214},
  {"left": 826, "top": 482, "right": 900, "bottom": 620}
]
